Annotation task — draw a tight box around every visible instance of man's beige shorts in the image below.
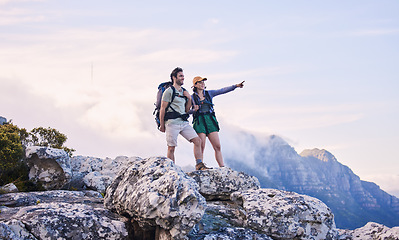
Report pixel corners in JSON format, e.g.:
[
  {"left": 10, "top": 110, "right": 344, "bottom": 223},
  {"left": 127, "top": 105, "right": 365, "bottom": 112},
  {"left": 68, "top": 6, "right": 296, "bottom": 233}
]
[{"left": 165, "top": 121, "right": 198, "bottom": 147}]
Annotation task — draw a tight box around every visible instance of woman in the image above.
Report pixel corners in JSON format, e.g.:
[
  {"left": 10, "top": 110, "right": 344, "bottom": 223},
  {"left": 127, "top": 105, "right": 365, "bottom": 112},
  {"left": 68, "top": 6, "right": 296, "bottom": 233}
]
[{"left": 191, "top": 76, "right": 244, "bottom": 168}]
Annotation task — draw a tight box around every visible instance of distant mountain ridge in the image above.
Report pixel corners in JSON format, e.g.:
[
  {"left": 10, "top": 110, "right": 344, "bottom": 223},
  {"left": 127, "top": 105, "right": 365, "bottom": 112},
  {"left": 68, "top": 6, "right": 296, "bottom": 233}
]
[{"left": 225, "top": 134, "right": 399, "bottom": 229}]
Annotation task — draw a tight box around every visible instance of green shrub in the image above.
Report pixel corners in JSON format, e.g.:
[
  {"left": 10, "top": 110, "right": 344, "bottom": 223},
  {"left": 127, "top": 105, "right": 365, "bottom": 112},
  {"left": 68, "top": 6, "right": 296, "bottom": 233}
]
[
  {"left": 0, "top": 123, "right": 25, "bottom": 186},
  {"left": 29, "top": 127, "right": 75, "bottom": 157},
  {"left": 0, "top": 122, "right": 74, "bottom": 191}
]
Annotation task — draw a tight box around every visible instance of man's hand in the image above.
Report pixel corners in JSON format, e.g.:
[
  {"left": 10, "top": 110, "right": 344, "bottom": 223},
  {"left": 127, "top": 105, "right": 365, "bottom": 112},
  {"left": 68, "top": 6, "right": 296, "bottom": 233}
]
[
  {"left": 159, "top": 100, "right": 169, "bottom": 133},
  {"left": 193, "top": 105, "right": 199, "bottom": 112},
  {"left": 159, "top": 125, "right": 165, "bottom": 133}
]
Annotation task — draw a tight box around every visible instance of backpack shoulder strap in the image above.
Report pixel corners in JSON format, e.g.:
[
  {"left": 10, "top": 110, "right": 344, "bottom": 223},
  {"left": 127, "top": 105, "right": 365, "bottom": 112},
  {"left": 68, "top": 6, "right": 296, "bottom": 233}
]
[
  {"left": 204, "top": 90, "right": 213, "bottom": 104},
  {"left": 170, "top": 86, "right": 177, "bottom": 102},
  {"left": 192, "top": 92, "right": 200, "bottom": 105},
  {"left": 166, "top": 86, "right": 178, "bottom": 113}
]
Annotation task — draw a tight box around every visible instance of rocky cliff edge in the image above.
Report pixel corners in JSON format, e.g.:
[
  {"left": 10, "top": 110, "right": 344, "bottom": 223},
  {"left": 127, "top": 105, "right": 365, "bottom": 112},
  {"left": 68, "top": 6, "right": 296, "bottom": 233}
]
[{"left": 0, "top": 147, "right": 398, "bottom": 240}]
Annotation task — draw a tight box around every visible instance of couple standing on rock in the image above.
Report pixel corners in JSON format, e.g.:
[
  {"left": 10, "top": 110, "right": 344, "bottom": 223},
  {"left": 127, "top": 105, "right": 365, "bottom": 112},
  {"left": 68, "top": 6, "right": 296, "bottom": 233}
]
[{"left": 159, "top": 67, "right": 244, "bottom": 170}]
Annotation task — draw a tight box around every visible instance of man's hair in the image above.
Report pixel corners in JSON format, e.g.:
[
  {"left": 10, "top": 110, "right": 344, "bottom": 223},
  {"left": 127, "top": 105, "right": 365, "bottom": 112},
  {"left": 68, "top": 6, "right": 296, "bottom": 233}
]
[{"left": 170, "top": 67, "right": 183, "bottom": 83}]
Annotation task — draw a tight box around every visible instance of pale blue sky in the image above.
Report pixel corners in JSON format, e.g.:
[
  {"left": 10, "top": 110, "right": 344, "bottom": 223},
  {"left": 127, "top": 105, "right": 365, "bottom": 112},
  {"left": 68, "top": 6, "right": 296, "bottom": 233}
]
[{"left": 1, "top": 0, "right": 398, "bottom": 196}]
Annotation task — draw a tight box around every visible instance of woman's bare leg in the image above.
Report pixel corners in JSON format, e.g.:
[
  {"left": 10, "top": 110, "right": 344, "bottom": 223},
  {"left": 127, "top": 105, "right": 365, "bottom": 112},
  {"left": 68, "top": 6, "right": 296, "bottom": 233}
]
[
  {"left": 207, "top": 132, "right": 224, "bottom": 167},
  {"left": 197, "top": 132, "right": 207, "bottom": 154}
]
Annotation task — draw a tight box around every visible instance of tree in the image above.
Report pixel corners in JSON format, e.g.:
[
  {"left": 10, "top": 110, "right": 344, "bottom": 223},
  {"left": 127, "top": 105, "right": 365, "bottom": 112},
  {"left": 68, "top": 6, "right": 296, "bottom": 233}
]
[
  {"left": 0, "top": 122, "right": 25, "bottom": 186},
  {"left": 0, "top": 123, "right": 24, "bottom": 169},
  {"left": 28, "top": 127, "right": 75, "bottom": 157}
]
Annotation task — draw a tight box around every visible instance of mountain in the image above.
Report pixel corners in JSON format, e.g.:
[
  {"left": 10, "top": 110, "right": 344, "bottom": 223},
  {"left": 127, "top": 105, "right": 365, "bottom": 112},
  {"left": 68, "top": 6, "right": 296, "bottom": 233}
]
[{"left": 225, "top": 134, "right": 399, "bottom": 229}]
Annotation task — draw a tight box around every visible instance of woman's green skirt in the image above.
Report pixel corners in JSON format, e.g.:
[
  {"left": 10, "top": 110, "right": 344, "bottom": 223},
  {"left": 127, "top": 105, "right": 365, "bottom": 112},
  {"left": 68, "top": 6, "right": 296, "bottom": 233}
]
[{"left": 193, "top": 113, "right": 220, "bottom": 135}]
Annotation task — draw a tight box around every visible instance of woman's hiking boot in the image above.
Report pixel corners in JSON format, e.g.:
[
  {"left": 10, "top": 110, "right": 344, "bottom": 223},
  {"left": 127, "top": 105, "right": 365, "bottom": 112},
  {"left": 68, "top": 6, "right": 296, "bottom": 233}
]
[{"left": 195, "top": 162, "right": 212, "bottom": 171}]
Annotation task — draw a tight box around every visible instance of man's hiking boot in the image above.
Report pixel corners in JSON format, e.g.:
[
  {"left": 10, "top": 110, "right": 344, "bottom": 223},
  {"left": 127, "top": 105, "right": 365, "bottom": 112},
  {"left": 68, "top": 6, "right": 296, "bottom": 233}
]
[{"left": 195, "top": 162, "right": 212, "bottom": 171}]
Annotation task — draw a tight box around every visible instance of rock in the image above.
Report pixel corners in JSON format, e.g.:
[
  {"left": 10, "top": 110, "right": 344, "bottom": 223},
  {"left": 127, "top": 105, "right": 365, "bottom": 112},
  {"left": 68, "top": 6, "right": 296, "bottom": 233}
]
[
  {"left": 71, "top": 155, "right": 142, "bottom": 193},
  {"left": 0, "top": 203, "right": 129, "bottom": 240},
  {"left": 70, "top": 155, "right": 104, "bottom": 190},
  {"left": 187, "top": 167, "right": 260, "bottom": 200},
  {"left": 104, "top": 156, "right": 207, "bottom": 239},
  {"left": 338, "top": 222, "right": 399, "bottom": 240},
  {"left": 200, "top": 227, "right": 273, "bottom": 240},
  {"left": 0, "top": 183, "right": 18, "bottom": 193},
  {"left": 1, "top": 151, "right": 397, "bottom": 239},
  {"left": 0, "top": 190, "right": 129, "bottom": 240},
  {"left": 25, "top": 146, "right": 72, "bottom": 190},
  {"left": 0, "top": 190, "right": 103, "bottom": 209},
  {"left": 0, "top": 116, "right": 6, "bottom": 125},
  {"left": 71, "top": 155, "right": 104, "bottom": 173},
  {"left": 231, "top": 188, "right": 337, "bottom": 240},
  {"left": 83, "top": 171, "right": 114, "bottom": 193},
  {"left": 189, "top": 201, "right": 247, "bottom": 237},
  {"left": 0, "top": 219, "right": 37, "bottom": 240}
]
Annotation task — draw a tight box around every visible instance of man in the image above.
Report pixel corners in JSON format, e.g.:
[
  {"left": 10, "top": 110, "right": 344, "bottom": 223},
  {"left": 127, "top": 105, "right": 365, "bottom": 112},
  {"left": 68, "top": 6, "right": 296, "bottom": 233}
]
[{"left": 159, "top": 67, "right": 210, "bottom": 170}]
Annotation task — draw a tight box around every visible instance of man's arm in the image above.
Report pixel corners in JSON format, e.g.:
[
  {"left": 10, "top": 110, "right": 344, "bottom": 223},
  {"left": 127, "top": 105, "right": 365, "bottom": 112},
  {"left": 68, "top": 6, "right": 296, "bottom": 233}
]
[
  {"left": 159, "top": 100, "right": 169, "bottom": 132},
  {"left": 183, "top": 90, "right": 192, "bottom": 113}
]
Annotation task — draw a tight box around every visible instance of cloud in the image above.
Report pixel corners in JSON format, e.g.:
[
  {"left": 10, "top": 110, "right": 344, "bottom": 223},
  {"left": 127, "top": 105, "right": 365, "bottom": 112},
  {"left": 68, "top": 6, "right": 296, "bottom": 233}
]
[
  {"left": 208, "top": 18, "right": 220, "bottom": 24},
  {"left": 0, "top": 26, "right": 242, "bottom": 162},
  {"left": 0, "top": 27, "right": 237, "bottom": 90},
  {"left": 0, "top": 1, "right": 45, "bottom": 25},
  {"left": 138, "top": 48, "right": 237, "bottom": 64},
  {"left": 0, "top": 76, "right": 167, "bottom": 159},
  {"left": 209, "top": 65, "right": 300, "bottom": 82},
  {"left": 363, "top": 174, "right": 399, "bottom": 198},
  {"left": 0, "top": 0, "right": 42, "bottom": 5},
  {"left": 215, "top": 100, "right": 365, "bottom": 133}
]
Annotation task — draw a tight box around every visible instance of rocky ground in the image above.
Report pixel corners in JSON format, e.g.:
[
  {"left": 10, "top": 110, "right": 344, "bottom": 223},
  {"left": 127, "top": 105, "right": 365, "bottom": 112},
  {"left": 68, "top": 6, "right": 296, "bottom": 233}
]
[{"left": 0, "top": 146, "right": 398, "bottom": 239}]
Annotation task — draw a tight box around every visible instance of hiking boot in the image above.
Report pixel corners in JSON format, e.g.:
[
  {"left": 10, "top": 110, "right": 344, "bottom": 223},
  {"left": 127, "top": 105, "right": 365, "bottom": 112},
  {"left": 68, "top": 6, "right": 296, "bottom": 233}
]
[{"left": 195, "top": 162, "right": 212, "bottom": 171}]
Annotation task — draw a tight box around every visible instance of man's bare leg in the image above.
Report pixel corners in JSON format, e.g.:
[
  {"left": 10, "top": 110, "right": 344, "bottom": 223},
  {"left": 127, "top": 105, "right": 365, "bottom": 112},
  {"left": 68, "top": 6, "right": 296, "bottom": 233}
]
[{"left": 167, "top": 146, "right": 175, "bottom": 163}]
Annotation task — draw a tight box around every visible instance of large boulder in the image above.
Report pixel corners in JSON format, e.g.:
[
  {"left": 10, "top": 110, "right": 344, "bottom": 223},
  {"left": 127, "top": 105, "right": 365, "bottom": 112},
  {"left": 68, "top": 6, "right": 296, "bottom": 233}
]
[
  {"left": 230, "top": 188, "right": 337, "bottom": 240},
  {"left": 25, "top": 146, "right": 72, "bottom": 190},
  {"left": 187, "top": 167, "right": 260, "bottom": 200},
  {"left": 186, "top": 168, "right": 339, "bottom": 239},
  {"left": 104, "top": 156, "right": 207, "bottom": 239},
  {"left": 70, "top": 155, "right": 142, "bottom": 193},
  {"left": 0, "top": 190, "right": 129, "bottom": 240}
]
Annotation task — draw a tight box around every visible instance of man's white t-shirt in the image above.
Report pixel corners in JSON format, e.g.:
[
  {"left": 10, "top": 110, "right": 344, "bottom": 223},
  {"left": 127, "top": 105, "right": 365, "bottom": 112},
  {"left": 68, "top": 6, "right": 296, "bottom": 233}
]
[{"left": 161, "top": 87, "right": 186, "bottom": 124}]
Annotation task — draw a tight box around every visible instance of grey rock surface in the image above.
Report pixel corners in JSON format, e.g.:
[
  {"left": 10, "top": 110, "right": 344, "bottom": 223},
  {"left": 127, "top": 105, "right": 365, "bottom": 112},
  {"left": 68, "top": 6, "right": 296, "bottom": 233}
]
[
  {"left": 0, "top": 183, "right": 19, "bottom": 193},
  {"left": 187, "top": 167, "right": 260, "bottom": 200},
  {"left": 338, "top": 222, "right": 399, "bottom": 240},
  {"left": 70, "top": 155, "right": 142, "bottom": 193},
  {"left": 231, "top": 188, "right": 337, "bottom": 240},
  {"left": 25, "top": 147, "right": 72, "bottom": 190},
  {"left": 104, "top": 156, "right": 207, "bottom": 239},
  {"left": 0, "top": 116, "right": 6, "bottom": 125},
  {"left": 0, "top": 190, "right": 129, "bottom": 240}
]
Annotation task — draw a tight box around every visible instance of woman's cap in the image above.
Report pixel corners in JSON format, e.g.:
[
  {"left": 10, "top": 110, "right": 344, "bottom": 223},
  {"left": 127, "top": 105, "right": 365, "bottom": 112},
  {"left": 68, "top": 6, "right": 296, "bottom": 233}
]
[{"left": 193, "top": 76, "right": 207, "bottom": 86}]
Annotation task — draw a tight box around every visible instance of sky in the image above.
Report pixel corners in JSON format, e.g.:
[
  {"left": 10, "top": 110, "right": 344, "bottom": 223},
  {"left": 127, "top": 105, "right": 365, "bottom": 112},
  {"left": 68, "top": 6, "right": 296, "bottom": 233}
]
[{"left": 1, "top": 1, "right": 398, "bottom": 197}]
